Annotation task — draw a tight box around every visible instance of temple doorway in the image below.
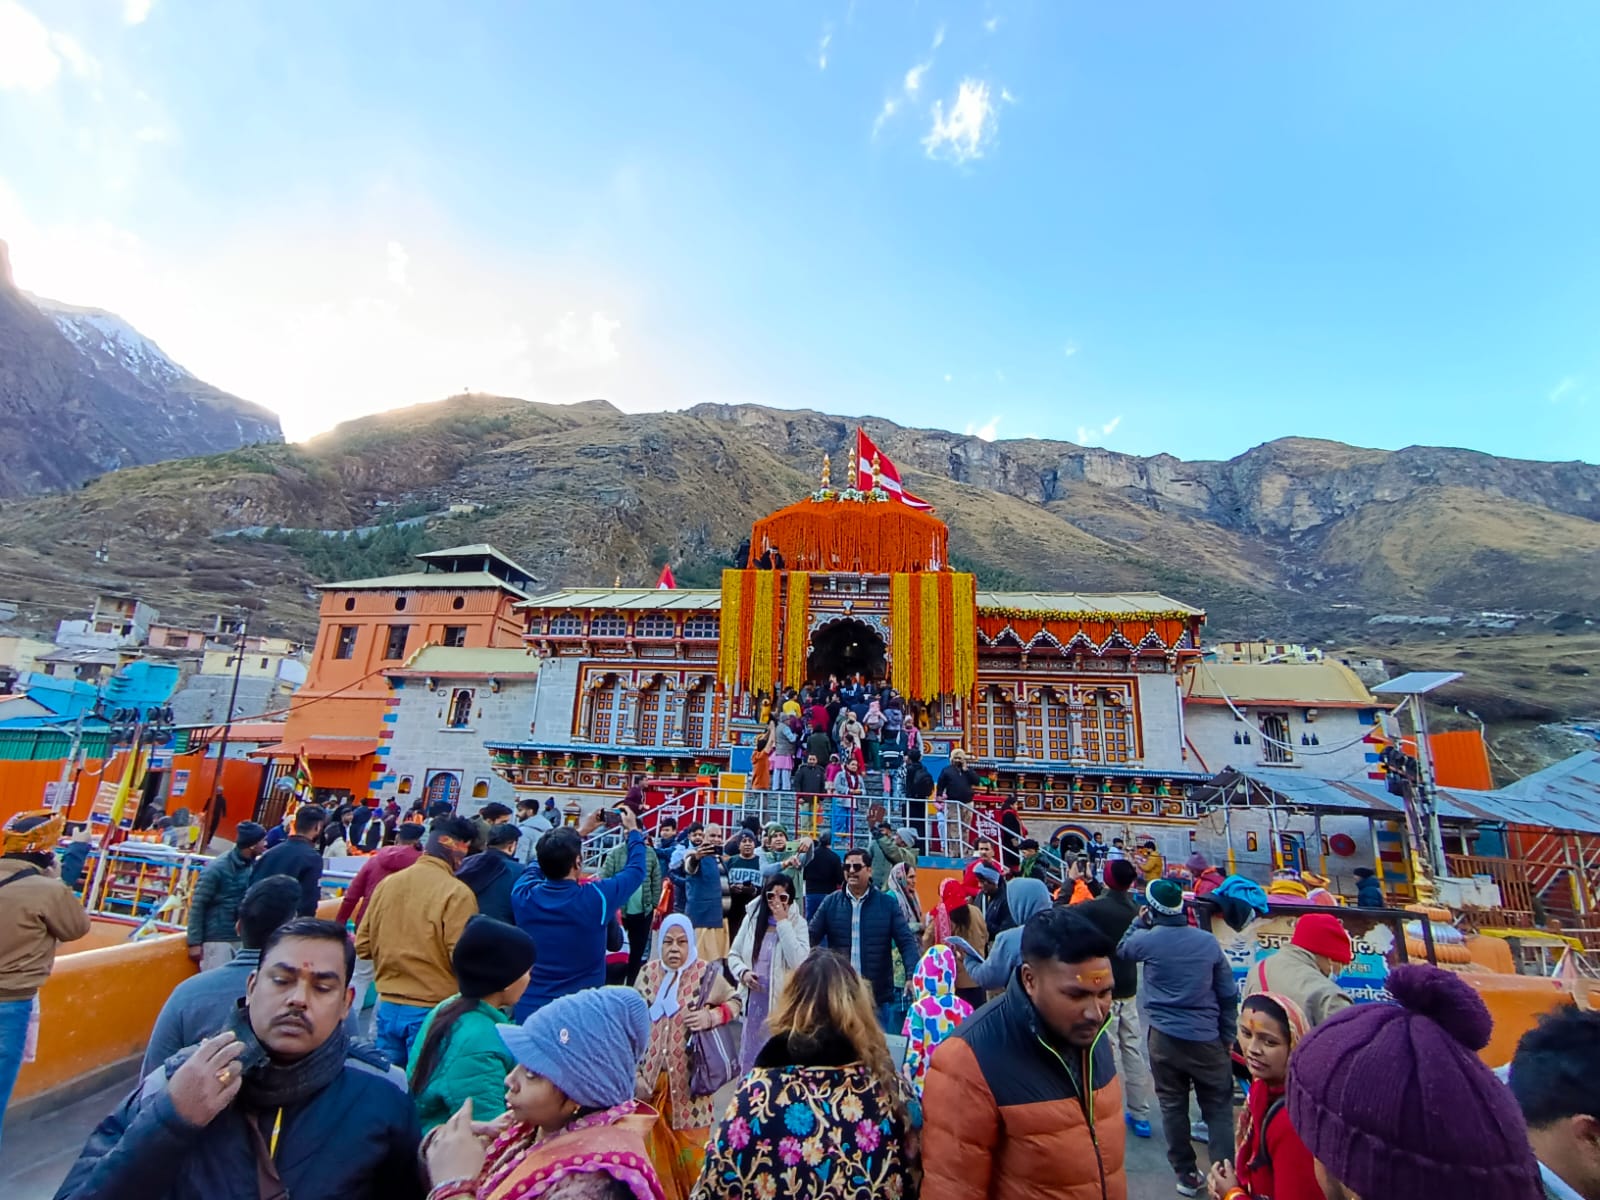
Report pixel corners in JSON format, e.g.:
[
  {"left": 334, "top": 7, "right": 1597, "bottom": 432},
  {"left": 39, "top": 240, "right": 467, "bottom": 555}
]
[{"left": 808, "top": 619, "right": 888, "bottom": 685}]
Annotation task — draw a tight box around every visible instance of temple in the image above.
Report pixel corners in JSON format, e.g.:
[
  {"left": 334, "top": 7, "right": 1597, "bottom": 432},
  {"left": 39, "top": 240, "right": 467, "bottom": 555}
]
[{"left": 488, "top": 458, "right": 1209, "bottom": 845}]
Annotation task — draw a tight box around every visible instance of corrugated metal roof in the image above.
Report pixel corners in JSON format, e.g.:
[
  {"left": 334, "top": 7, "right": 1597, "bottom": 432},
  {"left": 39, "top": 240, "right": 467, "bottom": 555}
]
[
  {"left": 1196, "top": 764, "right": 1600, "bottom": 836},
  {"left": 385, "top": 646, "right": 540, "bottom": 676},
  {"left": 1183, "top": 661, "right": 1379, "bottom": 707},
  {"left": 517, "top": 589, "right": 722, "bottom": 611},
  {"left": 516, "top": 587, "right": 1202, "bottom": 615},
  {"left": 977, "top": 591, "right": 1204, "bottom": 615},
  {"left": 315, "top": 571, "right": 531, "bottom": 599},
  {"left": 415, "top": 545, "right": 538, "bottom": 580}
]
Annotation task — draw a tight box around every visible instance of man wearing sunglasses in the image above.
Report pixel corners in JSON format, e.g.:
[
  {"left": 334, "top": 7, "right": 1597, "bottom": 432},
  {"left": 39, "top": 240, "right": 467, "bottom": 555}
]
[{"left": 808, "top": 846, "right": 921, "bottom": 1030}]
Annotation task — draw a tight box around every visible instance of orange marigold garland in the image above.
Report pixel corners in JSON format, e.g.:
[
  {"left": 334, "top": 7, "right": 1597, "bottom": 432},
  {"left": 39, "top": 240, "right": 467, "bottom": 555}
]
[
  {"left": 783, "top": 571, "right": 811, "bottom": 689},
  {"left": 749, "top": 571, "right": 780, "bottom": 694},
  {"left": 717, "top": 570, "right": 744, "bottom": 688},
  {"left": 890, "top": 573, "right": 913, "bottom": 698},
  {"left": 949, "top": 572, "right": 976, "bottom": 695},
  {"left": 919, "top": 573, "right": 941, "bottom": 700}
]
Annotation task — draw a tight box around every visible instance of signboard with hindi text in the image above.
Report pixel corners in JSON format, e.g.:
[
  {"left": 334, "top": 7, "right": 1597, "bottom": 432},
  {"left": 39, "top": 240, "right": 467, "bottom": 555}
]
[{"left": 1215, "top": 911, "right": 1394, "bottom": 1004}]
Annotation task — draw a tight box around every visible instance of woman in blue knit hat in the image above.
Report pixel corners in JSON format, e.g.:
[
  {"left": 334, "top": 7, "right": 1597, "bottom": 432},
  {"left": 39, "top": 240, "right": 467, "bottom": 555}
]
[{"left": 421, "top": 986, "right": 665, "bottom": 1200}]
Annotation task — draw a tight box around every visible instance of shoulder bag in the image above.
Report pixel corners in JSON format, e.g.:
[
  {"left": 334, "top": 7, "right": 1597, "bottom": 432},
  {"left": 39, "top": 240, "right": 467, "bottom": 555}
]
[{"left": 687, "top": 958, "right": 740, "bottom": 1097}]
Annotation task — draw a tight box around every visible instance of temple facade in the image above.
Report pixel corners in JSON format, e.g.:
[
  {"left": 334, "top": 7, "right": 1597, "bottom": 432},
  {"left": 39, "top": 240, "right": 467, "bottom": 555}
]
[{"left": 485, "top": 484, "right": 1210, "bottom": 849}]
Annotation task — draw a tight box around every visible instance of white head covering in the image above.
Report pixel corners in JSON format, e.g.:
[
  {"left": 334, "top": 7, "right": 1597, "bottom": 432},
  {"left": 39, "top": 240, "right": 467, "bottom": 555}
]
[{"left": 649, "top": 914, "right": 699, "bottom": 1022}]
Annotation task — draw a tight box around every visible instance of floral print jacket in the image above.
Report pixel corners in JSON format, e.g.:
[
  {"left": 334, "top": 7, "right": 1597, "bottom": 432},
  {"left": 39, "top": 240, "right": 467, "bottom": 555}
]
[{"left": 690, "top": 1032, "right": 921, "bottom": 1200}]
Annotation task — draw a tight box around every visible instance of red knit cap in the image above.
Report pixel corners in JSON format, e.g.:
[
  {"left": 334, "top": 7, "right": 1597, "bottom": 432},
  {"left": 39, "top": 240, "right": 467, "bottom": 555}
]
[{"left": 1290, "top": 912, "right": 1354, "bottom": 964}]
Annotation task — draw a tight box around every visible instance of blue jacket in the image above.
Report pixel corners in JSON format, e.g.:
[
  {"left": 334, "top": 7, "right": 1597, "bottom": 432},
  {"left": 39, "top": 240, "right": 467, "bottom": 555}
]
[
  {"left": 1356, "top": 876, "right": 1384, "bottom": 908},
  {"left": 510, "top": 832, "right": 645, "bottom": 1018},
  {"left": 55, "top": 1042, "right": 422, "bottom": 1200},
  {"left": 679, "top": 847, "right": 725, "bottom": 930},
  {"left": 1118, "top": 914, "right": 1239, "bottom": 1044},
  {"left": 807, "top": 886, "right": 921, "bottom": 1006}
]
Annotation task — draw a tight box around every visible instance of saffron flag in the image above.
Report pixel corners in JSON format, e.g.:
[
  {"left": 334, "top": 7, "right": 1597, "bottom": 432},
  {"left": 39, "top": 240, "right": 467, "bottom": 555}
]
[
  {"left": 856, "top": 428, "right": 933, "bottom": 511},
  {"left": 656, "top": 565, "right": 677, "bottom": 589},
  {"left": 291, "top": 755, "right": 314, "bottom": 802}
]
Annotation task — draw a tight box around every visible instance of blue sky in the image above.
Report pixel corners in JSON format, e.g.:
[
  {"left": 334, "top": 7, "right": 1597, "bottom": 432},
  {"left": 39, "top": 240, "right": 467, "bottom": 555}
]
[{"left": 1, "top": 2, "right": 1596, "bottom": 462}]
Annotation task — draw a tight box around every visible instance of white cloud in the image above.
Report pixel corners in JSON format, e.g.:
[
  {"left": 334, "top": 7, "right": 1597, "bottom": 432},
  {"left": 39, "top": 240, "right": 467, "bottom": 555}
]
[
  {"left": 1076, "top": 416, "right": 1123, "bottom": 446},
  {"left": 817, "top": 26, "right": 832, "bottom": 70},
  {"left": 0, "top": 1, "right": 93, "bottom": 91},
  {"left": 965, "top": 415, "right": 1002, "bottom": 441},
  {"left": 1550, "top": 376, "right": 1578, "bottom": 404},
  {"left": 385, "top": 240, "right": 410, "bottom": 288},
  {"left": 123, "top": 0, "right": 151, "bottom": 24},
  {"left": 1063, "top": 340, "right": 1079, "bottom": 358},
  {"left": 871, "top": 97, "right": 900, "bottom": 138},
  {"left": 932, "top": 24, "right": 946, "bottom": 50},
  {"left": 540, "top": 310, "right": 622, "bottom": 370},
  {"left": 1000, "top": 87, "right": 1017, "bottom": 105},
  {"left": 923, "top": 79, "right": 999, "bottom": 164},
  {"left": 904, "top": 62, "right": 929, "bottom": 95},
  {"left": 984, "top": 16, "right": 1000, "bottom": 33}
]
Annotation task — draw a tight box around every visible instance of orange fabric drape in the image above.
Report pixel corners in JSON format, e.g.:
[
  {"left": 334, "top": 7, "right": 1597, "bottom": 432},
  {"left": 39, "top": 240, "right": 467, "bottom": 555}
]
[
  {"left": 751, "top": 498, "right": 949, "bottom": 575},
  {"left": 975, "top": 611, "right": 1193, "bottom": 653}
]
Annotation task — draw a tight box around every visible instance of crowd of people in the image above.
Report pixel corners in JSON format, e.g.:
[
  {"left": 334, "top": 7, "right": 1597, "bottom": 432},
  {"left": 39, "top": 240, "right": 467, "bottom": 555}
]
[{"left": 6, "top": 774, "right": 1600, "bottom": 1200}]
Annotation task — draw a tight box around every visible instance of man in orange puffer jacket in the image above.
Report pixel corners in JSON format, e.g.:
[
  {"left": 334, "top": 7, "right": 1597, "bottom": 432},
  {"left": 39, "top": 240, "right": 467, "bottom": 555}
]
[{"left": 923, "top": 907, "right": 1127, "bottom": 1200}]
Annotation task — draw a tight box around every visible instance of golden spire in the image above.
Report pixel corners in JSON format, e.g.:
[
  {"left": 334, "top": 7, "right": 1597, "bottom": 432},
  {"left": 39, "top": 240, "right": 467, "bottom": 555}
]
[
  {"left": 820, "top": 452, "right": 831, "bottom": 489},
  {"left": 847, "top": 454, "right": 858, "bottom": 489}
]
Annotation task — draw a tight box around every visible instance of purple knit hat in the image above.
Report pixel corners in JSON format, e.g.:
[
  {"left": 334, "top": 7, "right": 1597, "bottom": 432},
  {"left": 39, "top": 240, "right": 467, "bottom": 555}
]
[{"left": 1286, "top": 964, "right": 1543, "bottom": 1200}]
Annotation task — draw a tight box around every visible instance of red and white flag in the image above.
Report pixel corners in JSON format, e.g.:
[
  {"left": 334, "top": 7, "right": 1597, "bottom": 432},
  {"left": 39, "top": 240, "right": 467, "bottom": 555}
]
[
  {"left": 655, "top": 565, "right": 677, "bottom": 590},
  {"left": 856, "top": 428, "right": 933, "bottom": 511}
]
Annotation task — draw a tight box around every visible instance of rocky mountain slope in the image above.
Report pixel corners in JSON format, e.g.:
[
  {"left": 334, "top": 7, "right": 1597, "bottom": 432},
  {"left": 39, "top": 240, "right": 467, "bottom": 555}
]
[
  {"left": 0, "top": 239, "right": 281, "bottom": 496},
  {"left": 0, "top": 392, "right": 1592, "bottom": 776}
]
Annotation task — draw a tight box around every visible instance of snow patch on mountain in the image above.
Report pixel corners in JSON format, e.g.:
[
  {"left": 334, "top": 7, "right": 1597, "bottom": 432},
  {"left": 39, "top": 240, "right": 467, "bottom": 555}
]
[{"left": 26, "top": 293, "right": 194, "bottom": 388}]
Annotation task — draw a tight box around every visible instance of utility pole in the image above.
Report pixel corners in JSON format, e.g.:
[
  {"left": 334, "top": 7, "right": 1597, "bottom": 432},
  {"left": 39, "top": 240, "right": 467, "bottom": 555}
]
[{"left": 206, "top": 611, "right": 249, "bottom": 848}]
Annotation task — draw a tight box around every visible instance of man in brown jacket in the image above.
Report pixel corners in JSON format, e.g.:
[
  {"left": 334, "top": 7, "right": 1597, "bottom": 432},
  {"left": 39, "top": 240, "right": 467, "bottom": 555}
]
[
  {"left": 923, "top": 906, "right": 1127, "bottom": 1200},
  {"left": 355, "top": 815, "right": 477, "bottom": 1068},
  {"left": 0, "top": 810, "right": 91, "bottom": 1148}
]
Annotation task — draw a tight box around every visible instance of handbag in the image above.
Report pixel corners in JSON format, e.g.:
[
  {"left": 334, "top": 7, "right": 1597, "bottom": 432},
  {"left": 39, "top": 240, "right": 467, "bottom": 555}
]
[{"left": 687, "top": 959, "right": 740, "bottom": 1097}]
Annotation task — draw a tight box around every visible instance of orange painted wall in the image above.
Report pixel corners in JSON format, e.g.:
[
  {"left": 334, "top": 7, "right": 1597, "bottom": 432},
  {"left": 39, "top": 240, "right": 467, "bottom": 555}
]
[
  {"left": 279, "top": 583, "right": 528, "bottom": 778},
  {"left": 0, "top": 754, "right": 263, "bottom": 837},
  {"left": 13, "top": 925, "right": 197, "bottom": 1101}
]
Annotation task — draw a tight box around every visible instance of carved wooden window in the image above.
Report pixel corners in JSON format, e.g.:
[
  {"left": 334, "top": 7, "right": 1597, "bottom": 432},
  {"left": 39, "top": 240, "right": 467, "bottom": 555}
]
[
  {"left": 684, "top": 685, "right": 712, "bottom": 748},
  {"left": 590, "top": 613, "right": 628, "bottom": 638},
  {"left": 447, "top": 688, "right": 474, "bottom": 729},
  {"left": 588, "top": 676, "right": 627, "bottom": 743},
  {"left": 1080, "top": 689, "right": 1133, "bottom": 764},
  {"left": 973, "top": 686, "right": 1016, "bottom": 760},
  {"left": 548, "top": 613, "right": 583, "bottom": 636},
  {"left": 682, "top": 614, "right": 719, "bottom": 640},
  {"left": 636, "top": 680, "right": 674, "bottom": 746},
  {"left": 1040, "top": 688, "right": 1073, "bottom": 761},
  {"left": 635, "top": 613, "right": 675, "bottom": 639}
]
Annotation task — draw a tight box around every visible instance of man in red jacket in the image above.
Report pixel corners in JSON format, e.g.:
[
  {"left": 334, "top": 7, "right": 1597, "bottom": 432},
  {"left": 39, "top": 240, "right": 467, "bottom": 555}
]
[{"left": 337, "top": 823, "right": 423, "bottom": 1032}]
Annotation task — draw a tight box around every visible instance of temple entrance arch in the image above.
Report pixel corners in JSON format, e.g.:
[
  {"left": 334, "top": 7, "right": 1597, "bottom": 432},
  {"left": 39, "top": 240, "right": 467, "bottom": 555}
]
[{"left": 808, "top": 618, "right": 888, "bottom": 685}]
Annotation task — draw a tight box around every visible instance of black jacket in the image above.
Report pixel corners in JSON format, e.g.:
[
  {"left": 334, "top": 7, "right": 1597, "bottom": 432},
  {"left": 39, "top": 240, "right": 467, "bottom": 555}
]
[
  {"left": 803, "top": 844, "right": 845, "bottom": 897},
  {"left": 936, "top": 764, "right": 978, "bottom": 805},
  {"left": 1356, "top": 877, "right": 1384, "bottom": 908},
  {"left": 808, "top": 886, "right": 921, "bottom": 1006},
  {"left": 1076, "top": 890, "right": 1141, "bottom": 999},
  {"left": 792, "top": 763, "right": 828, "bottom": 797},
  {"left": 54, "top": 1046, "right": 423, "bottom": 1200},
  {"left": 986, "top": 887, "right": 1014, "bottom": 938},
  {"left": 252, "top": 836, "right": 324, "bottom": 916},
  {"left": 455, "top": 850, "right": 520, "bottom": 924},
  {"left": 903, "top": 761, "right": 934, "bottom": 801}
]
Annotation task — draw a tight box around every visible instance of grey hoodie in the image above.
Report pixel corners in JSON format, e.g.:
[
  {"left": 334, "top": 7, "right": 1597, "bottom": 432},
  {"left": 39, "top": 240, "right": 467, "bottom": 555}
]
[{"left": 963, "top": 878, "right": 1052, "bottom": 991}]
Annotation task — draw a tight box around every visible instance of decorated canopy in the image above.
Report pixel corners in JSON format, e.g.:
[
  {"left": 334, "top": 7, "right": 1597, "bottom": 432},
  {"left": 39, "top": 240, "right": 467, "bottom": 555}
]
[{"left": 750, "top": 497, "right": 949, "bottom": 576}]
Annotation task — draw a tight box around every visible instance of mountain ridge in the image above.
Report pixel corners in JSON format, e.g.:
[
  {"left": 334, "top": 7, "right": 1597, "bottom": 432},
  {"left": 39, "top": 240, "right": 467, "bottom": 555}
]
[{"left": 0, "top": 238, "right": 282, "bottom": 496}]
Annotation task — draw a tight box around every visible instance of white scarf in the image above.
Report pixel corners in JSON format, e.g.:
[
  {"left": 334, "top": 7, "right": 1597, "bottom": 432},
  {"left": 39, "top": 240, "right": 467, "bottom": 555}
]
[{"left": 649, "top": 914, "right": 699, "bottom": 1022}]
